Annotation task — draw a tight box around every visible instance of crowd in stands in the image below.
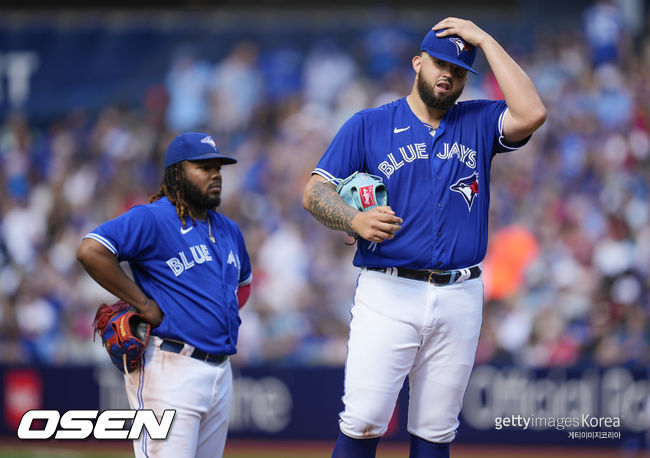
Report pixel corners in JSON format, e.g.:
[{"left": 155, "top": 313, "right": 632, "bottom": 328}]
[{"left": 0, "top": 1, "right": 647, "bottom": 369}]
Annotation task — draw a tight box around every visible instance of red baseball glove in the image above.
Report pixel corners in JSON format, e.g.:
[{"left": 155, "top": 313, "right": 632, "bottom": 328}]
[{"left": 93, "top": 300, "right": 151, "bottom": 374}]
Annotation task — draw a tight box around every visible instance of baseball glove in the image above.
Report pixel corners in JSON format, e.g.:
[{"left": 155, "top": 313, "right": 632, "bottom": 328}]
[
  {"left": 93, "top": 300, "right": 151, "bottom": 374},
  {"left": 335, "top": 171, "right": 387, "bottom": 211},
  {"left": 334, "top": 171, "right": 388, "bottom": 252}
]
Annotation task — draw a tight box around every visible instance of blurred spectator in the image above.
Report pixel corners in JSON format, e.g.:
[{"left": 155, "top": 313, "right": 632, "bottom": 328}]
[
  {"left": 209, "top": 41, "right": 263, "bottom": 139},
  {"left": 0, "top": 5, "right": 648, "bottom": 369},
  {"left": 165, "top": 46, "right": 212, "bottom": 131},
  {"left": 359, "top": 8, "right": 412, "bottom": 81},
  {"left": 302, "top": 39, "right": 357, "bottom": 109},
  {"left": 583, "top": 0, "right": 627, "bottom": 67},
  {"left": 260, "top": 45, "right": 303, "bottom": 103}
]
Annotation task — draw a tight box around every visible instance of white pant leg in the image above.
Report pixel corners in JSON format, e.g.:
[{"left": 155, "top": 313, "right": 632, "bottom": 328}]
[
  {"left": 125, "top": 337, "right": 233, "bottom": 458},
  {"left": 407, "top": 278, "right": 484, "bottom": 443},
  {"left": 196, "top": 362, "right": 232, "bottom": 458},
  {"left": 339, "top": 270, "right": 428, "bottom": 438}
]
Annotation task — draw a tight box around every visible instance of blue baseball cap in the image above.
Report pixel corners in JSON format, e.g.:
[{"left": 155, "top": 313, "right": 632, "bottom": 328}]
[
  {"left": 420, "top": 29, "right": 477, "bottom": 75},
  {"left": 163, "top": 132, "right": 237, "bottom": 169}
]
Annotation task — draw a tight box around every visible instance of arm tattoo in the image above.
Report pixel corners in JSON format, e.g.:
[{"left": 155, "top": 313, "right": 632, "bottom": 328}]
[{"left": 306, "top": 181, "right": 358, "bottom": 232}]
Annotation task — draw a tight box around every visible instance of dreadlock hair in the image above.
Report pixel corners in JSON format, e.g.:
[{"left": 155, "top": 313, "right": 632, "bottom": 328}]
[{"left": 149, "top": 162, "right": 196, "bottom": 228}]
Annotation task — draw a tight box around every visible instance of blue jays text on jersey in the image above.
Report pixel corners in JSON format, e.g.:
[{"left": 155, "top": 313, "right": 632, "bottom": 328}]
[
  {"left": 313, "top": 97, "right": 529, "bottom": 270},
  {"left": 84, "top": 197, "right": 252, "bottom": 355}
]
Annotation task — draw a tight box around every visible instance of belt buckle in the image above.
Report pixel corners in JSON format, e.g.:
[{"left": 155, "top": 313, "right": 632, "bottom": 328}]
[{"left": 427, "top": 271, "right": 436, "bottom": 283}]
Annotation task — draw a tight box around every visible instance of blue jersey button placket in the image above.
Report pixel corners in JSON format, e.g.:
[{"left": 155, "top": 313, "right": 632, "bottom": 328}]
[{"left": 432, "top": 138, "right": 445, "bottom": 269}]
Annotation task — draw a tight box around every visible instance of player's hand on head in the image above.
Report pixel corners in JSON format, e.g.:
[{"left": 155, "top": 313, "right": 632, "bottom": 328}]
[
  {"left": 432, "top": 17, "right": 488, "bottom": 47},
  {"left": 350, "top": 206, "right": 403, "bottom": 243}
]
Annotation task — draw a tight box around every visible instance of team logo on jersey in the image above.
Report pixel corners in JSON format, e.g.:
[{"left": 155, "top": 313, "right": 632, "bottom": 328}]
[
  {"left": 166, "top": 244, "right": 214, "bottom": 277},
  {"left": 436, "top": 142, "right": 477, "bottom": 169},
  {"left": 449, "top": 37, "right": 474, "bottom": 55},
  {"left": 359, "top": 185, "right": 376, "bottom": 209},
  {"left": 227, "top": 250, "right": 242, "bottom": 278},
  {"left": 200, "top": 136, "right": 218, "bottom": 151},
  {"left": 450, "top": 172, "right": 479, "bottom": 211},
  {"left": 377, "top": 142, "right": 429, "bottom": 179},
  {"left": 227, "top": 250, "right": 240, "bottom": 268}
]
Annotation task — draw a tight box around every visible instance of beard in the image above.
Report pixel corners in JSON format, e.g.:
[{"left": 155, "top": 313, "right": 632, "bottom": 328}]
[
  {"left": 417, "top": 71, "right": 463, "bottom": 111},
  {"left": 181, "top": 177, "right": 221, "bottom": 210}
]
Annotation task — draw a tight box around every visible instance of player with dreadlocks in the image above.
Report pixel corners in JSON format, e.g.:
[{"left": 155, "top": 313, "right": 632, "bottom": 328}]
[
  {"left": 77, "top": 132, "right": 253, "bottom": 457},
  {"left": 149, "top": 153, "right": 217, "bottom": 229}
]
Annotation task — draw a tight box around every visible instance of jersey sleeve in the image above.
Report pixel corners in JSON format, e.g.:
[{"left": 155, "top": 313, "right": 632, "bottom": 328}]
[
  {"left": 312, "top": 113, "right": 365, "bottom": 182},
  {"left": 83, "top": 205, "right": 157, "bottom": 261},
  {"left": 235, "top": 226, "right": 252, "bottom": 287},
  {"left": 485, "top": 100, "right": 532, "bottom": 155}
]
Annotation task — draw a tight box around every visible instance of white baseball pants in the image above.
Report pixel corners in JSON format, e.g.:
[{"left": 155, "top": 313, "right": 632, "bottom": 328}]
[
  {"left": 339, "top": 269, "right": 483, "bottom": 443},
  {"left": 125, "top": 336, "right": 233, "bottom": 458}
]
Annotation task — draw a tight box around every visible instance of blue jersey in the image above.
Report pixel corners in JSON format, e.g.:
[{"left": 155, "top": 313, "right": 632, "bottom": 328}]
[
  {"left": 84, "top": 197, "right": 252, "bottom": 355},
  {"left": 314, "top": 97, "right": 529, "bottom": 270}
]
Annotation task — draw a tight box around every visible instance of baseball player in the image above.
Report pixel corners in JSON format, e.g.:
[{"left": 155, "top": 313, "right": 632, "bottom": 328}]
[
  {"left": 76, "top": 132, "right": 252, "bottom": 458},
  {"left": 302, "top": 18, "right": 546, "bottom": 458}
]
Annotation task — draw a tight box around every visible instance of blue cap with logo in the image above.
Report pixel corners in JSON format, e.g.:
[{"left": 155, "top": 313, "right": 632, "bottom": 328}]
[
  {"left": 164, "top": 132, "right": 237, "bottom": 169},
  {"left": 420, "top": 29, "right": 477, "bottom": 75}
]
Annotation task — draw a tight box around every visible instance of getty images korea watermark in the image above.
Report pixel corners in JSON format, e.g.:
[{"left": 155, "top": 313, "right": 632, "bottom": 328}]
[{"left": 494, "top": 414, "right": 622, "bottom": 439}]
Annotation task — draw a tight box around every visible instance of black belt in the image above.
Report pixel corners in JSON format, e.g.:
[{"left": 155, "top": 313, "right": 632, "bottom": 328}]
[
  {"left": 160, "top": 340, "right": 228, "bottom": 364},
  {"left": 366, "top": 266, "right": 481, "bottom": 285}
]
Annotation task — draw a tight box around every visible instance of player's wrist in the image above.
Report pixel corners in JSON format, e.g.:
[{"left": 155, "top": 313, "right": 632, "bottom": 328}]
[
  {"left": 475, "top": 33, "right": 495, "bottom": 50},
  {"left": 348, "top": 212, "right": 363, "bottom": 236},
  {"left": 141, "top": 298, "right": 164, "bottom": 327}
]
